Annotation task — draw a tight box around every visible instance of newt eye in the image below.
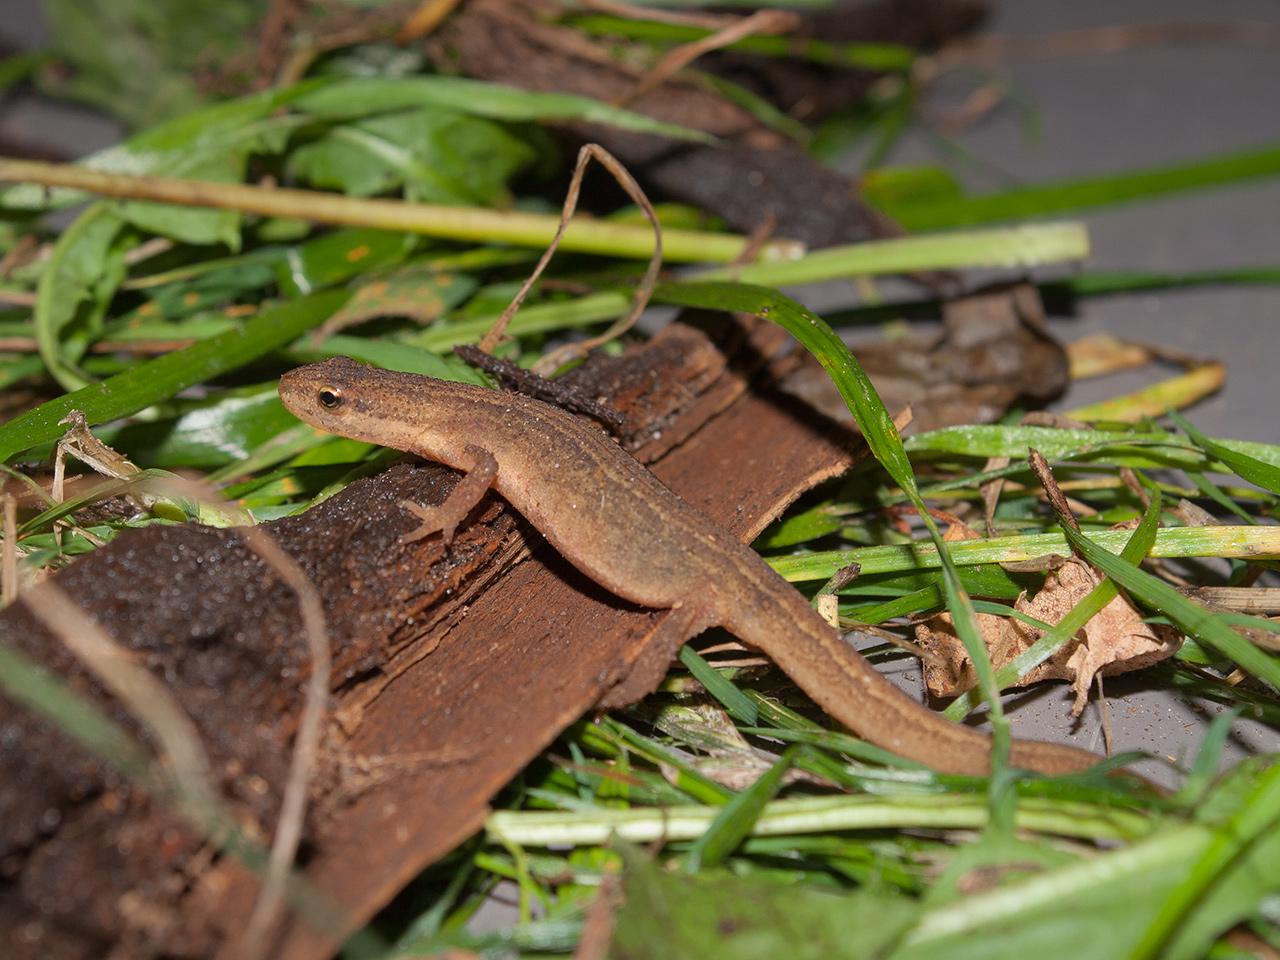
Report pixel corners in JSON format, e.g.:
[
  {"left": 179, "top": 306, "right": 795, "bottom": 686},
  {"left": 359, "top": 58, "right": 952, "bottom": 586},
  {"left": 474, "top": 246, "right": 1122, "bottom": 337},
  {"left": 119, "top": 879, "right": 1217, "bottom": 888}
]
[{"left": 318, "top": 387, "right": 343, "bottom": 409}]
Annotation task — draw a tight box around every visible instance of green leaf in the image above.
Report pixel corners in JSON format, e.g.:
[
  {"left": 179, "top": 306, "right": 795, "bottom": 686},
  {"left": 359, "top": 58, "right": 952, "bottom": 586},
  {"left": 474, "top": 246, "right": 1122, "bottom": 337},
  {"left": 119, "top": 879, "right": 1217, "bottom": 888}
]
[
  {"left": 905, "top": 423, "right": 1280, "bottom": 475},
  {"left": 678, "top": 646, "right": 757, "bottom": 726},
  {"left": 275, "top": 228, "right": 418, "bottom": 298},
  {"left": 1, "top": 84, "right": 316, "bottom": 212},
  {"left": 889, "top": 827, "right": 1207, "bottom": 959},
  {"left": 0, "top": 290, "right": 348, "bottom": 464},
  {"left": 877, "top": 143, "right": 1280, "bottom": 230},
  {"left": 34, "top": 203, "right": 129, "bottom": 390},
  {"left": 697, "top": 222, "right": 1089, "bottom": 287},
  {"left": 42, "top": 0, "right": 260, "bottom": 127},
  {"left": 1159, "top": 762, "right": 1280, "bottom": 959},
  {"left": 613, "top": 843, "right": 920, "bottom": 960},
  {"left": 105, "top": 387, "right": 299, "bottom": 469},
  {"left": 316, "top": 264, "right": 478, "bottom": 334},
  {"left": 1061, "top": 524, "right": 1280, "bottom": 689},
  {"left": 1169, "top": 410, "right": 1280, "bottom": 495},
  {"left": 115, "top": 149, "right": 249, "bottom": 248},
  {"left": 686, "top": 747, "right": 797, "bottom": 872},
  {"left": 288, "top": 108, "right": 535, "bottom": 205},
  {"left": 290, "top": 76, "right": 715, "bottom": 143},
  {"left": 290, "top": 335, "right": 486, "bottom": 384}
]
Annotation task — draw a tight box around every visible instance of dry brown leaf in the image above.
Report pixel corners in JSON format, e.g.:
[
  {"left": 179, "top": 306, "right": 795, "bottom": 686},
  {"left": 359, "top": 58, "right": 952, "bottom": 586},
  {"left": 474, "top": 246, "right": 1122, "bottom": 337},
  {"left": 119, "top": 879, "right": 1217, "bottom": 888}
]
[{"left": 914, "top": 559, "right": 1181, "bottom": 715}]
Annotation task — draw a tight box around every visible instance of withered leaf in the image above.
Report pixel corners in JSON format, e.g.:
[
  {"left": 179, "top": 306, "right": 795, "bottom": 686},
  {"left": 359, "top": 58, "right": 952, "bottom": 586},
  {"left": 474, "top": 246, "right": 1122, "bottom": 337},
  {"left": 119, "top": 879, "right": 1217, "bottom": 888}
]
[{"left": 915, "top": 559, "right": 1182, "bottom": 715}]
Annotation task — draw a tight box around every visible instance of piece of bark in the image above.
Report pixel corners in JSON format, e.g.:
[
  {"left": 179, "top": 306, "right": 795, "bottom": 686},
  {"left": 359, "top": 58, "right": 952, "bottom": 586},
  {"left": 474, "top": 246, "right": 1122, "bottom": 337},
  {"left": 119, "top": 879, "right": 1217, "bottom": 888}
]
[
  {"left": 424, "top": 0, "right": 987, "bottom": 248},
  {"left": 0, "top": 316, "right": 855, "bottom": 960},
  {"left": 915, "top": 559, "right": 1182, "bottom": 715},
  {"left": 704, "top": 0, "right": 989, "bottom": 123}
]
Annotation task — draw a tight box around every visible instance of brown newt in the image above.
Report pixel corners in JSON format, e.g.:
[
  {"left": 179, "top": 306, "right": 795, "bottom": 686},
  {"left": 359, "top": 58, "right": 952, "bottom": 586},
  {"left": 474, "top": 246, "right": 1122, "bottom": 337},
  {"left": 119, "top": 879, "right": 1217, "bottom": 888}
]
[{"left": 279, "top": 356, "right": 1104, "bottom": 777}]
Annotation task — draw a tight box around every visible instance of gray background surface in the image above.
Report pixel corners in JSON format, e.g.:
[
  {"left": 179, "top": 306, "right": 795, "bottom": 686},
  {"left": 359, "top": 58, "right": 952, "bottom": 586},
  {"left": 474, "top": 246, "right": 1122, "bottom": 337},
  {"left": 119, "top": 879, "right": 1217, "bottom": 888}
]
[
  {"left": 870, "top": 0, "right": 1280, "bottom": 778},
  {"left": 0, "top": 1, "right": 1276, "bottom": 786}
]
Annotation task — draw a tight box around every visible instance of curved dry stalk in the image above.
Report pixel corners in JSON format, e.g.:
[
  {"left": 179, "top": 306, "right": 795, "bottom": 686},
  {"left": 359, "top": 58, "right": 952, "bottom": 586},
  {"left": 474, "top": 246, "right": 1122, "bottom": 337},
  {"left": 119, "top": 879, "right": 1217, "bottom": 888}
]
[
  {"left": 532, "top": 147, "right": 664, "bottom": 376},
  {"left": 25, "top": 459, "right": 334, "bottom": 955},
  {"left": 236, "top": 523, "right": 331, "bottom": 959},
  {"left": 474, "top": 144, "right": 663, "bottom": 377},
  {"left": 479, "top": 144, "right": 660, "bottom": 365},
  {"left": 131, "top": 474, "right": 331, "bottom": 959},
  {"left": 616, "top": 9, "right": 798, "bottom": 107},
  {"left": 2, "top": 495, "right": 14, "bottom": 606}
]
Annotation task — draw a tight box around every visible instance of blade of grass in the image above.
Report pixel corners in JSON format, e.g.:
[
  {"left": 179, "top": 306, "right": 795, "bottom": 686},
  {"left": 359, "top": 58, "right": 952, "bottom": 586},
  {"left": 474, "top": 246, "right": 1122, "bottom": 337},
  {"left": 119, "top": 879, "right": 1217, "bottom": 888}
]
[
  {"left": 1187, "top": 472, "right": 1256, "bottom": 525},
  {"left": 1169, "top": 410, "right": 1280, "bottom": 495},
  {"left": 942, "top": 487, "right": 1161, "bottom": 721},
  {"left": 0, "top": 290, "right": 347, "bottom": 464},
  {"left": 678, "top": 646, "right": 758, "bottom": 725},
  {"left": 655, "top": 280, "right": 1010, "bottom": 798},
  {"left": 695, "top": 222, "right": 1088, "bottom": 287},
  {"left": 409, "top": 292, "right": 630, "bottom": 352},
  {"left": 1064, "top": 364, "right": 1225, "bottom": 423},
  {"left": 686, "top": 747, "right": 798, "bottom": 872},
  {"left": 562, "top": 14, "right": 915, "bottom": 70},
  {"left": 905, "top": 423, "right": 1280, "bottom": 474},
  {"left": 1061, "top": 524, "right": 1280, "bottom": 689},
  {"left": 878, "top": 143, "right": 1280, "bottom": 230},
  {"left": 487, "top": 792, "right": 1151, "bottom": 848},
  {"left": 1132, "top": 761, "right": 1280, "bottom": 960},
  {"left": 769, "top": 525, "right": 1280, "bottom": 582}
]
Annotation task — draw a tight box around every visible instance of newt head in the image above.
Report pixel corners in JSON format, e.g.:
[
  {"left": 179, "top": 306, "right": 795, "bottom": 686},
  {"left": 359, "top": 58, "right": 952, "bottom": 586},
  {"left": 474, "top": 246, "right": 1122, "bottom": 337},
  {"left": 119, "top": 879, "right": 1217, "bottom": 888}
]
[
  {"left": 279, "top": 355, "right": 384, "bottom": 436},
  {"left": 280, "top": 356, "right": 484, "bottom": 463}
]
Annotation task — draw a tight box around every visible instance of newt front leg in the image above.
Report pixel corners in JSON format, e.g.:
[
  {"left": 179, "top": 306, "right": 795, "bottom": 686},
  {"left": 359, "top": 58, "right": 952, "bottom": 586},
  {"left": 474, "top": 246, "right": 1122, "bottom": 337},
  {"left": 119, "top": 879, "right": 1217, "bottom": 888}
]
[{"left": 399, "top": 444, "right": 499, "bottom": 546}]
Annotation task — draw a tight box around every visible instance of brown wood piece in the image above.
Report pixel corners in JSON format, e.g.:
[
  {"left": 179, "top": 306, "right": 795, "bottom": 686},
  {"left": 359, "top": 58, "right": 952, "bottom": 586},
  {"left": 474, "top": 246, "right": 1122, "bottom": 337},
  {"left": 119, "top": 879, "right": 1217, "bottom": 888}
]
[
  {"left": 0, "top": 318, "right": 855, "bottom": 960},
  {"left": 264, "top": 342, "right": 854, "bottom": 959}
]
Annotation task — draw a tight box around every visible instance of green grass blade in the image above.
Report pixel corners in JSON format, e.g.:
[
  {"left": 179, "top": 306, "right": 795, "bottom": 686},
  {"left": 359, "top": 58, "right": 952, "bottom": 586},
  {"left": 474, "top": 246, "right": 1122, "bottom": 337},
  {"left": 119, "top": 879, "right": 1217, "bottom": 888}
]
[
  {"left": 879, "top": 143, "right": 1280, "bottom": 230},
  {"left": 1133, "top": 762, "right": 1280, "bottom": 960},
  {"left": 685, "top": 747, "right": 798, "bottom": 872},
  {"left": 1187, "top": 471, "right": 1257, "bottom": 524},
  {"left": 942, "top": 488, "right": 1162, "bottom": 722},
  {"left": 678, "top": 646, "right": 758, "bottom": 725},
  {"left": 1169, "top": 411, "right": 1280, "bottom": 495},
  {"left": 770, "top": 526, "right": 1280, "bottom": 583},
  {"left": 1055, "top": 265, "right": 1280, "bottom": 297},
  {"left": 0, "top": 290, "right": 347, "bottom": 464},
  {"left": 905, "top": 423, "right": 1280, "bottom": 474},
  {"left": 1061, "top": 525, "right": 1280, "bottom": 689},
  {"left": 654, "top": 282, "right": 915, "bottom": 488},
  {"left": 697, "top": 222, "right": 1088, "bottom": 286},
  {"left": 563, "top": 14, "right": 915, "bottom": 70},
  {"left": 655, "top": 280, "right": 1009, "bottom": 786}
]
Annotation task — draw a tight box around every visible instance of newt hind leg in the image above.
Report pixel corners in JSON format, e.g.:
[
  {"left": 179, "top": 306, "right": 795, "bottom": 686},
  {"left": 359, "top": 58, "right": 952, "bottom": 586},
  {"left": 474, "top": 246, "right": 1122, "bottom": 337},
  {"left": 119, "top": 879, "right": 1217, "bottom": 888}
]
[{"left": 400, "top": 444, "right": 498, "bottom": 545}]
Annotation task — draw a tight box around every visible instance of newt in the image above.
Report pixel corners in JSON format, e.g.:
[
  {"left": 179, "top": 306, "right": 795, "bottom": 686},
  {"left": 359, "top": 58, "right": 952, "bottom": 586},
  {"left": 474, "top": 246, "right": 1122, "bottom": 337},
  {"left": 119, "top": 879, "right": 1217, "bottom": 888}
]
[{"left": 279, "top": 356, "right": 1104, "bottom": 777}]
